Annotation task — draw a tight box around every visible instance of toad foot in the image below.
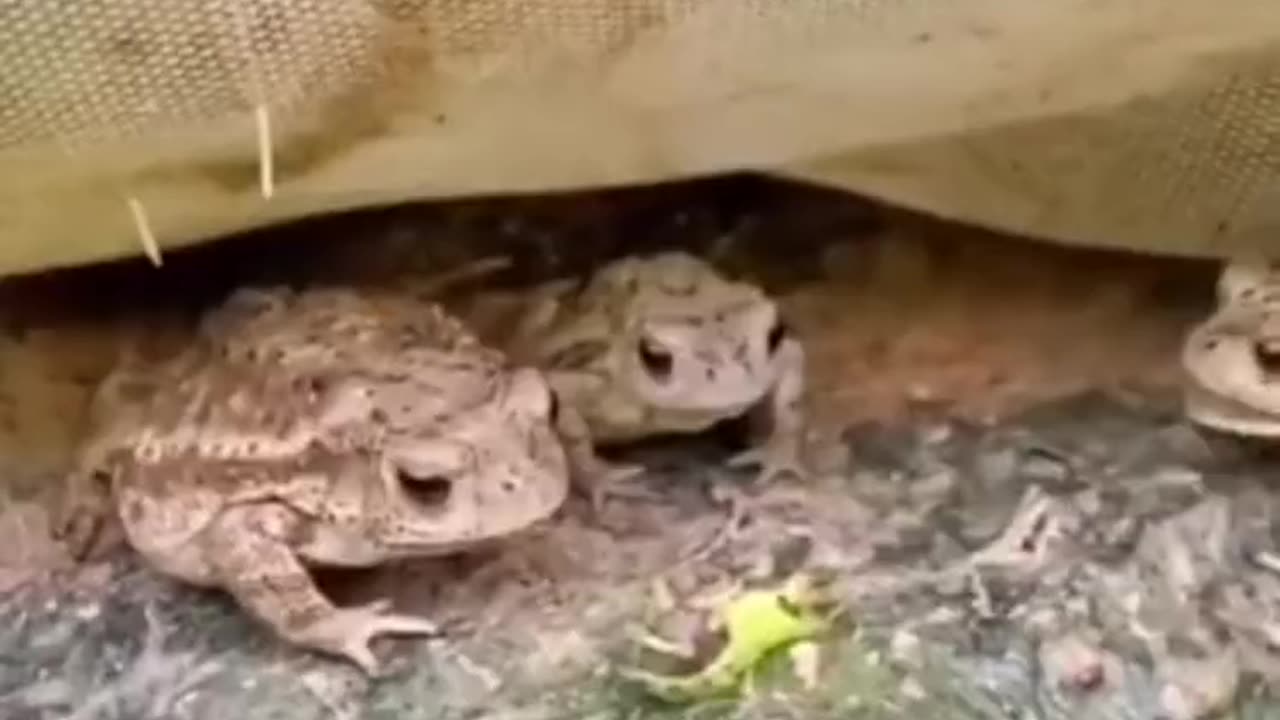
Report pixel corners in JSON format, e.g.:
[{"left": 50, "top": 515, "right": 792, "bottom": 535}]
[
  {"left": 579, "top": 458, "right": 654, "bottom": 516},
  {"left": 295, "top": 598, "right": 441, "bottom": 676},
  {"left": 726, "top": 439, "right": 807, "bottom": 485}
]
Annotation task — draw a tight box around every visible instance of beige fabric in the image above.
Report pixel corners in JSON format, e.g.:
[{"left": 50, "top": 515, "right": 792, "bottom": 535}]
[{"left": 5, "top": 0, "right": 1280, "bottom": 276}]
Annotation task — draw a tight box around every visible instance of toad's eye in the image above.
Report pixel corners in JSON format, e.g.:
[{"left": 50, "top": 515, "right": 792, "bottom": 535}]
[
  {"left": 638, "top": 336, "right": 673, "bottom": 381},
  {"left": 767, "top": 319, "right": 788, "bottom": 355},
  {"left": 1253, "top": 339, "right": 1280, "bottom": 375},
  {"left": 396, "top": 468, "right": 452, "bottom": 509}
]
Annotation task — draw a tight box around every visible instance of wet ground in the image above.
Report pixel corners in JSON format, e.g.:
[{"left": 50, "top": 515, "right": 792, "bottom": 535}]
[{"left": 0, "top": 175, "right": 1273, "bottom": 719}]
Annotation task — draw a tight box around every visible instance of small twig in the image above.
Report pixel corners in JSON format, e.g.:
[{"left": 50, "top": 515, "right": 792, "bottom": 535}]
[
  {"left": 126, "top": 196, "right": 162, "bottom": 267},
  {"left": 254, "top": 104, "right": 274, "bottom": 199},
  {"left": 668, "top": 483, "right": 748, "bottom": 570},
  {"left": 430, "top": 638, "right": 503, "bottom": 692},
  {"left": 967, "top": 567, "right": 994, "bottom": 619},
  {"left": 413, "top": 256, "right": 514, "bottom": 298},
  {"left": 56, "top": 137, "right": 163, "bottom": 266},
  {"left": 231, "top": 0, "right": 274, "bottom": 199},
  {"left": 1251, "top": 550, "right": 1280, "bottom": 576},
  {"left": 61, "top": 603, "right": 189, "bottom": 720}
]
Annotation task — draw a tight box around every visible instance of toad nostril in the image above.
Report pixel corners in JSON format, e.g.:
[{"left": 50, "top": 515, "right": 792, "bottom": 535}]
[{"left": 705, "top": 367, "right": 715, "bottom": 380}]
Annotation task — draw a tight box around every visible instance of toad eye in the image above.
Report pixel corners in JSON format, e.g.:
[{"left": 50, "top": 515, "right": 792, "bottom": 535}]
[
  {"left": 767, "top": 319, "right": 789, "bottom": 355},
  {"left": 395, "top": 468, "right": 452, "bottom": 509},
  {"left": 637, "top": 336, "right": 673, "bottom": 381},
  {"left": 1253, "top": 338, "right": 1280, "bottom": 376}
]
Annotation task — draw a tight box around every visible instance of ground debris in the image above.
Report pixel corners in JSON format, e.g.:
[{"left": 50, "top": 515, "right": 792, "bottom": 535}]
[{"left": 0, "top": 179, "right": 1263, "bottom": 719}]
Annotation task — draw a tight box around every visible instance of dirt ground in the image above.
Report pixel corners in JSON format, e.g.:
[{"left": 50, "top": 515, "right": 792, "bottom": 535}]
[{"left": 0, "top": 174, "right": 1271, "bottom": 720}]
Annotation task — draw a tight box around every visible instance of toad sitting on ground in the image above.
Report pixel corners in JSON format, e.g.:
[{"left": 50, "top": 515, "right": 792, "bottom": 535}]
[
  {"left": 503, "top": 252, "right": 811, "bottom": 510},
  {"left": 55, "top": 286, "right": 570, "bottom": 675},
  {"left": 1181, "top": 257, "right": 1280, "bottom": 438}
]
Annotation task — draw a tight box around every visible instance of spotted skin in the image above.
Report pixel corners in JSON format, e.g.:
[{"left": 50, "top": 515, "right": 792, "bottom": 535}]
[
  {"left": 56, "top": 286, "right": 569, "bottom": 674},
  {"left": 507, "top": 252, "right": 810, "bottom": 510}
]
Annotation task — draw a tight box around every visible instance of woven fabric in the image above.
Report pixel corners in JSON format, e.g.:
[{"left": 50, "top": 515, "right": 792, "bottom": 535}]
[{"left": 3, "top": 0, "right": 1280, "bottom": 275}]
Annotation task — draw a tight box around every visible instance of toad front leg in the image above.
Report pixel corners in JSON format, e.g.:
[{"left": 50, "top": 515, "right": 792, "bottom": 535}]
[
  {"left": 204, "top": 504, "right": 439, "bottom": 675},
  {"left": 727, "top": 337, "right": 808, "bottom": 484},
  {"left": 554, "top": 402, "right": 650, "bottom": 514},
  {"left": 53, "top": 467, "right": 114, "bottom": 560}
]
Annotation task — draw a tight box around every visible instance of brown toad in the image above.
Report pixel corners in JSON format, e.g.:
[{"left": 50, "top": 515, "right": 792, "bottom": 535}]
[
  {"left": 1181, "top": 257, "right": 1280, "bottom": 437},
  {"left": 508, "top": 252, "right": 809, "bottom": 507},
  {"left": 58, "top": 286, "right": 569, "bottom": 674}
]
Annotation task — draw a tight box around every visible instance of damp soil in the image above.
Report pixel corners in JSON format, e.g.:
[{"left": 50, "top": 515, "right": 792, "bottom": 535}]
[{"left": 1, "top": 174, "right": 1273, "bottom": 720}]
